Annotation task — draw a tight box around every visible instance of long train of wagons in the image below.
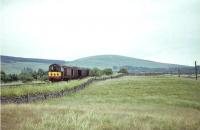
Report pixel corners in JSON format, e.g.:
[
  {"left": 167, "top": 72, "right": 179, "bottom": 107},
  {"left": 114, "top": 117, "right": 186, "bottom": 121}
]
[{"left": 48, "top": 64, "right": 89, "bottom": 81}]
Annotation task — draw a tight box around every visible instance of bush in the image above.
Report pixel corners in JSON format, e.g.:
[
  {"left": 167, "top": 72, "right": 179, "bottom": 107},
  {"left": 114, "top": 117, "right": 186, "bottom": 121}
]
[
  {"left": 103, "top": 68, "right": 113, "bottom": 75},
  {"left": 1, "top": 71, "right": 6, "bottom": 82},
  {"left": 1, "top": 71, "right": 19, "bottom": 82},
  {"left": 19, "top": 72, "right": 34, "bottom": 83},
  {"left": 1, "top": 68, "right": 48, "bottom": 83},
  {"left": 38, "top": 68, "right": 45, "bottom": 79},
  {"left": 31, "top": 71, "right": 38, "bottom": 80},
  {"left": 40, "top": 75, "right": 48, "bottom": 81},
  {"left": 118, "top": 68, "right": 128, "bottom": 74},
  {"left": 9, "top": 74, "right": 19, "bottom": 81},
  {"left": 89, "top": 68, "right": 103, "bottom": 77}
]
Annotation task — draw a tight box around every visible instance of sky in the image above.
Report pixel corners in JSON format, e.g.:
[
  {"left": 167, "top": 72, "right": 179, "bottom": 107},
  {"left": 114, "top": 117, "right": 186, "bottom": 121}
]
[{"left": 0, "top": 0, "right": 200, "bottom": 66}]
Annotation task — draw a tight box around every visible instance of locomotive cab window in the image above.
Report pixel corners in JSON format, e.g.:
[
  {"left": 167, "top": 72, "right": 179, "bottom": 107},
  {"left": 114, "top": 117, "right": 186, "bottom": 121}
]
[
  {"left": 61, "top": 67, "right": 64, "bottom": 72},
  {"left": 49, "top": 64, "right": 61, "bottom": 72}
]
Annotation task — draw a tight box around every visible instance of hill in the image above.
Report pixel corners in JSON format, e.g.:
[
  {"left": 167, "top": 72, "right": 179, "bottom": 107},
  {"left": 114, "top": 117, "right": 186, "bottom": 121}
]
[
  {"left": 0, "top": 55, "right": 66, "bottom": 74},
  {"left": 67, "top": 55, "right": 185, "bottom": 69},
  {"left": 1, "top": 55, "right": 191, "bottom": 74},
  {"left": 1, "top": 55, "right": 65, "bottom": 64}
]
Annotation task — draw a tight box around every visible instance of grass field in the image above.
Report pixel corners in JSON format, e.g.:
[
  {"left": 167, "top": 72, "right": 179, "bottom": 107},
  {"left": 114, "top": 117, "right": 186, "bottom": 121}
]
[
  {"left": 1, "top": 76, "right": 200, "bottom": 130},
  {"left": 0, "top": 74, "right": 121, "bottom": 97},
  {"left": 0, "top": 77, "right": 92, "bottom": 97}
]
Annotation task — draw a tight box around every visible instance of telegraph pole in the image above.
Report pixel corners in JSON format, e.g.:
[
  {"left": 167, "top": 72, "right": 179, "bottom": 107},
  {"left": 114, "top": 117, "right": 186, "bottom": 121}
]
[
  {"left": 195, "top": 61, "right": 198, "bottom": 80},
  {"left": 178, "top": 68, "right": 180, "bottom": 78}
]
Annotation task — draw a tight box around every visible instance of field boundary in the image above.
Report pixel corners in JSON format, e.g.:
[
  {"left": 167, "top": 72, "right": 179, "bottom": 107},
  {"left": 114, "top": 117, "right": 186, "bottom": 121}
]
[
  {"left": 1, "top": 73, "right": 168, "bottom": 104},
  {"left": 1, "top": 74, "right": 126, "bottom": 104}
]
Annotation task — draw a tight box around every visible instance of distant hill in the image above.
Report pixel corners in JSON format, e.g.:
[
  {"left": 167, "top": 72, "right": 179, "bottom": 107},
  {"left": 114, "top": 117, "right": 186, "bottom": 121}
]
[
  {"left": 1, "top": 55, "right": 191, "bottom": 74},
  {"left": 1, "top": 55, "right": 65, "bottom": 64},
  {"left": 66, "top": 55, "right": 185, "bottom": 69},
  {"left": 1, "top": 55, "right": 66, "bottom": 74}
]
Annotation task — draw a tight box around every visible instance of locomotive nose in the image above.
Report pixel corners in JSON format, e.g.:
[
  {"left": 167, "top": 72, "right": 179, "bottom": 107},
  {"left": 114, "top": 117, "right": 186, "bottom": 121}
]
[{"left": 48, "top": 72, "right": 62, "bottom": 81}]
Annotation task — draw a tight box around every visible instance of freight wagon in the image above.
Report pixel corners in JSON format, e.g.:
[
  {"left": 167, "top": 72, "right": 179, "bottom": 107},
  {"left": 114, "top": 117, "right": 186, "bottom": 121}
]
[{"left": 48, "top": 64, "right": 89, "bottom": 81}]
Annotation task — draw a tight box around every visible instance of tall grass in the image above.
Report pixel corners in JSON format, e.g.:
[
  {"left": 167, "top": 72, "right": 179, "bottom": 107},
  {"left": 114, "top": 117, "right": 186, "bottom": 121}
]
[
  {"left": 1, "top": 76, "right": 200, "bottom": 130},
  {"left": 0, "top": 77, "right": 92, "bottom": 97},
  {"left": 1, "top": 73, "right": 122, "bottom": 97}
]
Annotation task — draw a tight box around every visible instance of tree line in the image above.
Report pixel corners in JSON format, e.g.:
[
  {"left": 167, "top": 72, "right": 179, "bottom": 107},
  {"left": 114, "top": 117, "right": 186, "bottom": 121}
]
[
  {"left": 1, "top": 67, "right": 128, "bottom": 83},
  {"left": 89, "top": 67, "right": 128, "bottom": 76},
  {"left": 1, "top": 67, "right": 48, "bottom": 83}
]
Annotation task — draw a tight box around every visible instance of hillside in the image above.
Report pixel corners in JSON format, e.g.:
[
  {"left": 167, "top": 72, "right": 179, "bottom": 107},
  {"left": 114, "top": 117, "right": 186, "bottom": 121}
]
[
  {"left": 1, "top": 55, "right": 190, "bottom": 74},
  {"left": 0, "top": 55, "right": 66, "bottom": 74},
  {"left": 67, "top": 55, "right": 184, "bottom": 69},
  {"left": 1, "top": 55, "right": 65, "bottom": 64}
]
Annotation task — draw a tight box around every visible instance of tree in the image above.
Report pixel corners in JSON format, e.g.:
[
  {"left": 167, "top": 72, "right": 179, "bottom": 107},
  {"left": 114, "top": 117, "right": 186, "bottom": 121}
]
[
  {"left": 1, "top": 71, "right": 19, "bottom": 82},
  {"left": 41, "top": 75, "right": 48, "bottom": 81},
  {"left": 89, "top": 68, "right": 103, "bottom": 76},
  {"left": 37, "top": 68, "right": 45, "bottom": 79},
  {"left": 103, "top": 68, "right": 113, "bottom": 75},
  {"left": 19, "top": 72, "right": 34, "bottom": 82},
  {"left": 32, "top": 71, "right": 38, "bottom": 80},
  {"left": 9, "top": 74, "right": 19, "bottom": 81},
  {"left": 118, "top": 68, "right": 128, "bottom": 74},
  {"left": 1, "top": 71, "right": 6, "bottom": 82}
]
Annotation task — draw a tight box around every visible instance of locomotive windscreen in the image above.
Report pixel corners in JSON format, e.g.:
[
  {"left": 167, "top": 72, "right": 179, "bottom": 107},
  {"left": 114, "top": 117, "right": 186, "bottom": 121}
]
[{"left": 49, "top": 64, "right": 61, "bottom": 72}]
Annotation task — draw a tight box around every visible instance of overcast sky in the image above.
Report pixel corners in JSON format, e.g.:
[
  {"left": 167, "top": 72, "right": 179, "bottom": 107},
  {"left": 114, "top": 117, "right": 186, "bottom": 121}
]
[{"left": 1, "top": 0, "right": 200, "bottom": 65}]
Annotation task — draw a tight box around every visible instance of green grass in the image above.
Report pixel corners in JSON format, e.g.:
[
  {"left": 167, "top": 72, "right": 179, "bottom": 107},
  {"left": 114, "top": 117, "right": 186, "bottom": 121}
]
[
  {"left": 95, "top": 73, "right": 123, "bottom": 79},
  {"left": 0, "top": 77, "right": 92, "bottom": 97},
  {"left": 1, "top": 76, "right": 200, "bottom": 130},
  {"left": 0, "top": 73, "right": 121, "bottom": 97}
]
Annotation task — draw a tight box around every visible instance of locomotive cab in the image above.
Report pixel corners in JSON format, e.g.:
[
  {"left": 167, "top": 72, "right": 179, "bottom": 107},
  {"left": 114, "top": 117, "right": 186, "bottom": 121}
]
[
  {"left": 48, "top": 64, "right": 63, "bottom": 81},
  {"left": 48, "top": 64, "right": 89, "bottom": 82}
]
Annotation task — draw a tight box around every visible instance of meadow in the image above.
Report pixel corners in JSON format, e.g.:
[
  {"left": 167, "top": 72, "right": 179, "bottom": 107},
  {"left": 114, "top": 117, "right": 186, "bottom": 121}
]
[
  {"left": 1, "top": 76, "right": 200, "bottom": 130},
  {"left": 0, "top": 77, "right": 92, "bottom": 97},
  {"left": 1, "top": 73, "right": 122, "bottom": 97}
]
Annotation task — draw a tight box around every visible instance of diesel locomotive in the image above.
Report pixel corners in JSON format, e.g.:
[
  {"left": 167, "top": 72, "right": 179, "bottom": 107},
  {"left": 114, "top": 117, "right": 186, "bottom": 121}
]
[{"left": 48, "top": 64, "right": 89, "bottom": 81}]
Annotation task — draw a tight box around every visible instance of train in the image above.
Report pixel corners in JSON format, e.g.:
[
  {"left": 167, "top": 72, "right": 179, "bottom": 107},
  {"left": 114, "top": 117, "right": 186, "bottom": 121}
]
[{"left": 48, "top": 64, "right": 89, "bottom": 81}]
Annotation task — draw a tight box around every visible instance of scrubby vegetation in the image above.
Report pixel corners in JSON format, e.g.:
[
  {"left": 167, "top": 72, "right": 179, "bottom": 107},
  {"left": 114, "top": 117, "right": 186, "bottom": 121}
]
[
  {"left": 1, "top": 71, "right": 19, "bottom": 82},
  {"left": 103, "top": 68, "right": 113, "bottom": 75},
  {"left": 1, "top": 76, "right": 200, "bottom": 130},
  {"left": 0, "top": 72, "right": 122, "bottom": 97},
  {"left": 1, "top": 68, "right": 48, "bottom": 83},
  {"left": 89, "top": 67, "right": 113, "bottom": 76},
  {"left": 118, "top": 67, "right": 128, "bottom": 74},
  {"left": 0, "top": 77, "right": 92, "bottom": 97},
  {"left": 1, "top": 67, "right": 115, "bottom": 83}
]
